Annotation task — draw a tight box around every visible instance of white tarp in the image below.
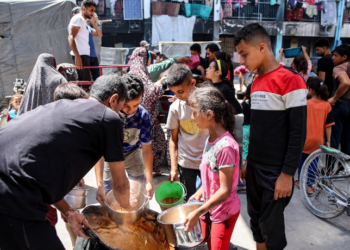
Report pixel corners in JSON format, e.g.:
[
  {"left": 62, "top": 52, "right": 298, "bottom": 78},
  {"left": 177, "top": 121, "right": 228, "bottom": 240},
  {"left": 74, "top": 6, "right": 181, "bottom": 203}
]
[
  {"left": 159, "top": 41, "right": 221, "bottom": 58},
  {"left": 100, "top": 47, "right": 129, "bottom": 74},
  {"left": 151, "top": 15, "right": 196, "bottom": 46},
  {"left": 0, "top": 0, "right": 75, "bottom": 105}
]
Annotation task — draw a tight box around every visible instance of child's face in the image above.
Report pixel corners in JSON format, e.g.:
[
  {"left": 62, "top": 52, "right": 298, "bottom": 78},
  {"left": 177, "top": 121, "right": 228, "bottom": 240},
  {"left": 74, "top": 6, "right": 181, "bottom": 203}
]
[
  {"left": 332, "top": 52, "right": 347, "bottom": 66},
  {"left": 236, "top": 40, "right": 265, "bottom": 72},
  {"left": 122, "top": 95, "right": 142, "bottom": 115},
  {"left": 190, "top": 104, "right": 210, "bottom": 130},
  {"left": 206, "top": 62, "right": 220, "bottom": 80},
  {"left": 11, "top": 97, "right": 21, "bottom": 110},
  {"left": 169, "top": 79, "right": 196, "bottom": 102}
]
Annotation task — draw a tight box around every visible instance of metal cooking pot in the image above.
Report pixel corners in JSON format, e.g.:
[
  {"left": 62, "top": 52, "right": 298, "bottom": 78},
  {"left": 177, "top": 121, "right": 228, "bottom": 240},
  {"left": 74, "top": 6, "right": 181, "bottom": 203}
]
[
  {"left": 106, "top": 183, "right": 149, "bottom": 225},
  {"left": 64, "top": 186, "right": 89, "bottom": 209},
  {"left": 157, "top": 202, "right": 209, "bottom": 249}
]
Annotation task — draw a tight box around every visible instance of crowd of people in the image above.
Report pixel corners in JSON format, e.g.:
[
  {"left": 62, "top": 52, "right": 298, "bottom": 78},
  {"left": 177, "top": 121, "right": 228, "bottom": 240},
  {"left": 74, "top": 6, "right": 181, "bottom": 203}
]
[{"left": 0, "top": 1, "right": 350, "bottom": 250}]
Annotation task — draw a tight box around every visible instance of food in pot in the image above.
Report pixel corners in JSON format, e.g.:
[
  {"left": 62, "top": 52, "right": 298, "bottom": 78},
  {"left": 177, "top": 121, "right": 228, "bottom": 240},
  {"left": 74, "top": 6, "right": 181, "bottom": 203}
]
[
  {"left": 161, "top": 197, "right": 180, "bottom": 205},
  {"left": 86, "top": 208, "right": 172, "bottom": 250}
]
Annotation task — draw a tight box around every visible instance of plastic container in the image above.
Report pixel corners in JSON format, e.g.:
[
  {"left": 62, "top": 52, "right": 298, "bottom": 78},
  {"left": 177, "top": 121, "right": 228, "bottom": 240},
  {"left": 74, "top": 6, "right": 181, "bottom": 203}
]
[
  {"left": 283, "top": 47, "right": 302, "bottom": 58},
  {"left": 155, "top": 181, "right": 187, "bottom": 211},
  {"left": 189, "top": 54, "right": 200, "bottom": 70}
]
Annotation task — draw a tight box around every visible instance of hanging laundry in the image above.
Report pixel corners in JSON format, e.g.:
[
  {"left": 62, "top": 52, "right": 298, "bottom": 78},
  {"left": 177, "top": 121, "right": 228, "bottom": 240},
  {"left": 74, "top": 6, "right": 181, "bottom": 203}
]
[
  {"left": 270, "top": 0, "right": 277, "bottom": 5},
  {"left": 205, "top": 0, "right": 214, "bottom": 7},
  {"left": 144, "top": 0, "right": 151, "bottom": 19},
  {"left": 306, "top": 0, "right": 315, "bottom": 5},
  {"left": 306, "top": 5, "right": 318, "bottom": 18},
  {"left": 214, "top": 0, "right": 221, "bottom": 21},
  {"left": 151, "top": 15, "right": 196, "bottom": 46},
  {"left": 321, "top": 1, "right": 337, "bottom": 26},
  {"left": 224, "top": 0, "right": 233, "bottom": 17},
  {"left": 124, "top": 0, "right": 143, "bottom": 20},
  {"left": 288, "top": 0, "right": 295, "bottom": 8}
]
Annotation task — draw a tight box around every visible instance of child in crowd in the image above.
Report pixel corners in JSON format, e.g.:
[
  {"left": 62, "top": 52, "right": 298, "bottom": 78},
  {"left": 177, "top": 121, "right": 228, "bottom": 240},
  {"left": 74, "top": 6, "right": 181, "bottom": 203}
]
[
  {"left": 279, "top": 46, "right": 312, "bottom": 82},
  {"left": 166, "top": 64, "right": 209, "bottom": 199},
  {"left": 184, "top": 86, "right": 241, "bottom": 250},
  {"left": 96, "top": 74, "right": 154, "bottom": 200},
  {"left": 6, "top": 94, "right": 22, "bottom": 122},
  {"left": 238, "top": 84, "right": 252, "bottom": 192},
  {"left": 329, "top": 44, "right": 350, "bottom": 155},
  {"left": 295, "top": 78, "right": 334, "bottom": 193},
  {"left": 206, "top": 59, "right": 243, "bottom": 114},
  {"left": 236, "top": 23, "right": 307, "bottom": 250}
]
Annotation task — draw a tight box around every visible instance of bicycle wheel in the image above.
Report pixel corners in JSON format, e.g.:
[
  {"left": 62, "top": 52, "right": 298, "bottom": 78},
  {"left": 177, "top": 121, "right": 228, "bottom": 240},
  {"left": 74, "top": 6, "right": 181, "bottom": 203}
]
[{"left": 300, "top": 149, "right": 350, "bottom": 219}]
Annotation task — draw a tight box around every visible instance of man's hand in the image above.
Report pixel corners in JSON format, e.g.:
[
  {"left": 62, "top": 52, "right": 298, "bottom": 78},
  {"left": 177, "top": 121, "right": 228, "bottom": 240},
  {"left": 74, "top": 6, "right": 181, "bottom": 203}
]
[
  {"left": 96, "top": 186, "right": 107, "bottom": 206},
  {"left": 75, "top": 56, "right": 83, "bottom": 70},
  {"left": 326, "top": 141, "right": 331, "bottom": 147},
  {"left": 168, "top": 169, "right": 179, "bottom": 183},
  {"left": 66, "top": 209, "right": 90, "bottom": 239},
  {"left": 184, "top": 211, "right": 200, "bottom": 232},
  {"left": 146, "top": 182, "right": 154, "bottom": 199},
  {"left": 328, "top": 97, "right": 337, "bottom": 105},
  {"left": 90, "top": 15, "right": 96, "bottom": 26},
  {"left": 77, "top": 178, "right": 85, "bottom": 187},
  {"left": 274, "top": 172, "right": 293, "bottom": 200},
  {"left": 240, "top": 162, "right": 247, "bottom": 184}
]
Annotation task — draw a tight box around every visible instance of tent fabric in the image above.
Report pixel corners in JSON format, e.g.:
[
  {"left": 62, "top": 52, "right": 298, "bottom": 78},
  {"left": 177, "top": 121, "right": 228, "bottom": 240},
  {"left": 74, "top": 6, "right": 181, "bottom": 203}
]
[
  {"left": 151, "top": 15, "right": 196, "bottom": 46},
  {"left": 0, "top": 0, "right": 75, "bottom": 106}
]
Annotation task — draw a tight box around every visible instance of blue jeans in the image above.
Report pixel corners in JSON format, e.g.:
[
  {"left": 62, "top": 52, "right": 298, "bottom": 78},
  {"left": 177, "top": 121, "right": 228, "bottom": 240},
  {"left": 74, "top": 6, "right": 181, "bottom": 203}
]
[
  {"left": 90, "top": 57, "right": 100, "bottom": 81},
  {"left": 331, "top": 102, "right": 350, "bottom": 155}
]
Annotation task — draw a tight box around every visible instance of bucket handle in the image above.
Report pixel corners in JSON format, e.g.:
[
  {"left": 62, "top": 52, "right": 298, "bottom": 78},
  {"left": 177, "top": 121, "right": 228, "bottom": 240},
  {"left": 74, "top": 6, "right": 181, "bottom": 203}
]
[{"left": 174, "top": 223, "right": 185, "bottom": 230}]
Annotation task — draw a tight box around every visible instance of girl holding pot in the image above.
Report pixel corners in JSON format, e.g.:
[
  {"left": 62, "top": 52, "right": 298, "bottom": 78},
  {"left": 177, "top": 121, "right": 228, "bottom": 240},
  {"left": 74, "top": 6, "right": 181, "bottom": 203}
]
[{"left": 184, "top": 86, "right": 241, "bottom": 250}]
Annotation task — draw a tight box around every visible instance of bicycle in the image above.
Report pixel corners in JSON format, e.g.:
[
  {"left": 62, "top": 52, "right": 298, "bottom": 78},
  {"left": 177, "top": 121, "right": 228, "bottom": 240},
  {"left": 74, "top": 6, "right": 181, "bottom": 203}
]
[{"left": 300, "top": 145, "right": 350, "bottom": 219}]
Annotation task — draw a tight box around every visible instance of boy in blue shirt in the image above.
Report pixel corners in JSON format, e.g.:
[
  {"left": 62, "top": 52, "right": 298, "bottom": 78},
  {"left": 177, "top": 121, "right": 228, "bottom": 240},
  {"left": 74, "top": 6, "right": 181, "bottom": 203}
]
[{"left": 95, "top": 74, "right": 154, "bottom": 202}]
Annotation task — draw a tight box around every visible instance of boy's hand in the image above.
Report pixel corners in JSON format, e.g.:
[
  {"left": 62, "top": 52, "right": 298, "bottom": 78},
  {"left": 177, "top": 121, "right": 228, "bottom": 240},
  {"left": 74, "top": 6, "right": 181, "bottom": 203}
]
[
  {"left": 188, "top": 192, "right": 202, "bottom": 203},
  {"left": 301, "top": 46, "right": 307, "bottom": 52},
  {"left": 328, "top": 97, "right": 336, "bottom": 105},
  {"left": 240, "top": 162, "right": 247, "bottom": 184},
  {"left": 279, "top": 48, "right": 284, "bottom": 54},
  {"left": 146, "top": 182, "right": 154, "bottom": 199},
  {"left": 274, "top": 172, "right": 293, "bottom": 200},
  {"left": 168, "top": 169, "right": 178, "bottom": 183},
  {"left": 96, "top": 186, "right": 107, "bottom": 206}
]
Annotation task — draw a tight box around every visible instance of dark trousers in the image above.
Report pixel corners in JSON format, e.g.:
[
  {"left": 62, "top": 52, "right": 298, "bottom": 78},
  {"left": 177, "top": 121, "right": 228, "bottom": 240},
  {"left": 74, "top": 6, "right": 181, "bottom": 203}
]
[
  {"left": 246, "top": 164, "right": 293, "bottom": 250},
  {"left": 90, "top": 56, "right": 100, "bottom": 81},
  {"left": 72, "top": 55, "right": 91, "bottom": 81},
  {"left": 178, "top": 164, "right": 201, "bottom": 201},
  {"left": 331, "top": 102, "right": 350, "bottom": 155},
  {"left": 0, "top": 213, "right": 65, "bottom": 250}
]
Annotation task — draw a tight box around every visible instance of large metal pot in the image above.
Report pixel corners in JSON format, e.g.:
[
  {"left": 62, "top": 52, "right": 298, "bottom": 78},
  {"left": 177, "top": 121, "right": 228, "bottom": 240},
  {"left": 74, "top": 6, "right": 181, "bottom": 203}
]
[
  {"left": 64, "top": 186, "right": 89, "bottom": 209},
  {"left": 106, "top": 181, "right": 149, "bottom": 225},
  {"left": 157, "top": 202, "right": 209, "bottom": 249}
]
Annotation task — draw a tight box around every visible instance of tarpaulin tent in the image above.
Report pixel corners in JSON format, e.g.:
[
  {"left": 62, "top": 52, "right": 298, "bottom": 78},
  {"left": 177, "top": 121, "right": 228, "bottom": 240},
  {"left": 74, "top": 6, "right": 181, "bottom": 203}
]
[{"left": 0, "top": 0, "right": 76, "bottom": 108}]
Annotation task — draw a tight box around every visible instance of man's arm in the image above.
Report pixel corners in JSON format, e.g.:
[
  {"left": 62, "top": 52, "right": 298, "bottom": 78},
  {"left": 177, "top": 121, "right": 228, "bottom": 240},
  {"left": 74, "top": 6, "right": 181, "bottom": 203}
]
[
  {"left": 325, "top": 126, "right": 331, "bottom": 147},
  {"left": 168, "top": 127, "right": 179, "bottom": 182},
  {"left": 318, "top": 71, "right": 326, "bottom": 81},
  {"left": 142, "top": 144, "right": 154, "bottom": 198},
  {"left": 109, "top": 161, "right": 130, "bottom": 208},
  {"left": 68, "top": 25, "right": 83, "bottom": 69},
  {"left": 90, "top": 15, "right": 102, "bottom": 37},
  {"left": 54, "top": 199, "right": 90, "bottom": 239},
  {"left": 328, "top": 72, "right": 350, "bottom": 105},
  {"left": 94, "top": 157, "right": 107, "bottom": 206}
]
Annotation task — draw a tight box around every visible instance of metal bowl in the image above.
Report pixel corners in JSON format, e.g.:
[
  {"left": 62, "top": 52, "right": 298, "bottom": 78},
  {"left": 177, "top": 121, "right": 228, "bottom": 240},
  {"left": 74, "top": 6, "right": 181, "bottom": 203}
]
[
  {"left": 64, "top": 186, "right": 89, "bottom": 209},
  {"left": 157, "top": 202, "right": 209, "bottom": 249},
  {"left": 106, "top": 181, "right": 149, "bottom": 225}
]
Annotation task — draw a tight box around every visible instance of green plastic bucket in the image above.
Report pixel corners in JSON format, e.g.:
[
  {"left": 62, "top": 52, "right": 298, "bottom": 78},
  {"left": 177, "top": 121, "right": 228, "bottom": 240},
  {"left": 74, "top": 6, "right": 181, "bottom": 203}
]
[{"left": 155, "top": 181, "right": 187, "bottom": 211}]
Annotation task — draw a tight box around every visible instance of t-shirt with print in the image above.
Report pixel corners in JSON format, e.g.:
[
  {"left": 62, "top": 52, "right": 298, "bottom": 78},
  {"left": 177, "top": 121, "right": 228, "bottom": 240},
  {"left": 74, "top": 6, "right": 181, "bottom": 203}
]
[
  {"left": 303, "top": 100, "right": 334, "bottom": 154},
  {"left": 69, "top": 14, "right": 90, "bottom": 56},
  {"left": 201, "top": 131, "right": 241, "bottom": 223},
  {"left": 119, "top": 105, "right": 152, "bottom": 154},
  {"left": 166, "top": 99, "right": 209, "bottom": 169}
]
